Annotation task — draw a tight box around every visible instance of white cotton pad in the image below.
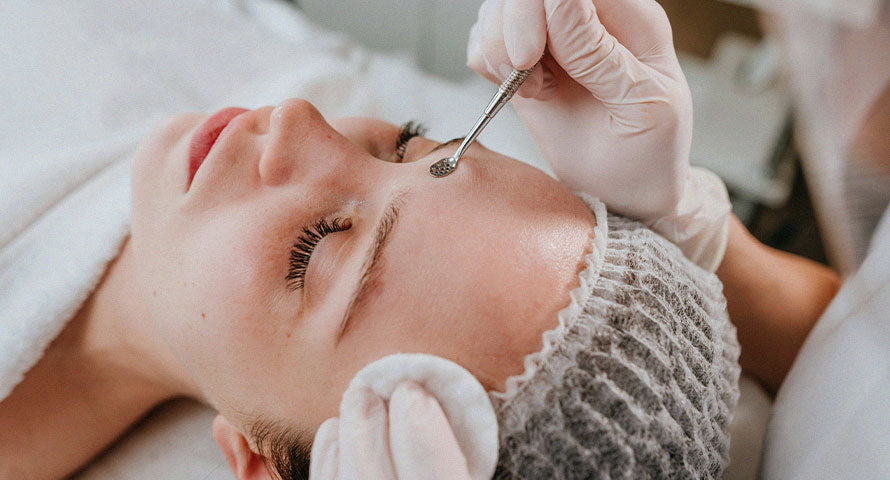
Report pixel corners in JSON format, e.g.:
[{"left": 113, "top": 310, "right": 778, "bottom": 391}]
[{"left": 347, "top": 353, "right": 498, "bottom": 480}]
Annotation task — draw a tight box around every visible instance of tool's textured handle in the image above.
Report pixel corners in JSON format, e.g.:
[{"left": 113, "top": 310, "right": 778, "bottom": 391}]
[
  {"left": 485, "top": 64, "right": 538, "bottom": 117},
  {"left": 499, "top": 67, "right": 535, "bottom": 97}
]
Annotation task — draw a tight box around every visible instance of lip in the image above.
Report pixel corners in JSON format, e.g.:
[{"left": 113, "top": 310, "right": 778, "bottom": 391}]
[{"left": 187, "top": 107, "right": 249, "bottom": 189}]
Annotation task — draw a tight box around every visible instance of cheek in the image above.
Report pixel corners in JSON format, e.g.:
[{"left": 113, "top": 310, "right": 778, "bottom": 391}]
[
  {"left": 131, "top": 113, "right": 201, "bottom": 220},
  {"left": 136, "top": 213, "right": 290, "bottom": 385},
  {"left": 131, "top": 115, "right": 201, "bottom": 292}
]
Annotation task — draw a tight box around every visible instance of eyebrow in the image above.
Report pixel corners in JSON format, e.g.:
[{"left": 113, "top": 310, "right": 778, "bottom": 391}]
[
  {"left": 426, "top": 136, "right": 465, "bottom": 157},
  {"left": 336, "top": 190, "right": 408, "bottom": 342}
]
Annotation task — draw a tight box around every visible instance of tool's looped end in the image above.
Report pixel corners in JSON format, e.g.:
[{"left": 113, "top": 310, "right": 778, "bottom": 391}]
[{"left": 430, "top": 158, "right": 457, "bottom": 177}]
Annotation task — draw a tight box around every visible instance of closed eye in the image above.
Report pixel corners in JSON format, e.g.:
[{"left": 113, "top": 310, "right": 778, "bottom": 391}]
[
  {"left": 393, "top": 121, "right": 427, "bottom": 162},
  {"left": 286, "top": 217, "right": 351, "bottom": 291}
]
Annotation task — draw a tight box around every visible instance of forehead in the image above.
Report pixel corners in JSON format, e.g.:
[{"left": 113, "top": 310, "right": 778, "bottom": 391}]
[
  {"left": 346, "top": 155, "right": 596, "bottom": 387},
  {"left": 396, "top": 155, "right": 592, "bottom": 294}
]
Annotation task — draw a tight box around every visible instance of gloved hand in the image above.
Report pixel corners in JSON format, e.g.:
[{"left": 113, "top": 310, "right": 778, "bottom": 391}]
[
  {"left": 309, "top": 382, "right": 473, "bottom": 480},
  {"left": 467, "top": 0, "right": 731, "bottom": 271}
]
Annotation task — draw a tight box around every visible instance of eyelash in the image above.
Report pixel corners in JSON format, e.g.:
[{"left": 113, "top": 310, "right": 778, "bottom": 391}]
[
  {"left": 285, "top": 121, "right": 421, "bottom": 291},
  {"left": 394, "top": 121, "right": 428, "bottom": 161},
  {"left": 287, "top": 217, "right": 352, "bottom": 291}
]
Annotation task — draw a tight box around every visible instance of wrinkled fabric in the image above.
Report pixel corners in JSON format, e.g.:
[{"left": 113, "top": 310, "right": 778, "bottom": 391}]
[{"left": 491, "top": 195, "right": 741, "bottom": 479}]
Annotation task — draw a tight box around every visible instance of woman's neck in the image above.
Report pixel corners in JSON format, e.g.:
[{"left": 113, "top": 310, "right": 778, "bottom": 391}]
[{"left": 66, "top": 236, "right": 203, "bottom": 403}]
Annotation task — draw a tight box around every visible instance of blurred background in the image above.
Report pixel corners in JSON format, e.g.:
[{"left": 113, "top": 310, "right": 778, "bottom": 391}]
[{"left": 291, "top": 0, "right": 890, "bottom": 275}]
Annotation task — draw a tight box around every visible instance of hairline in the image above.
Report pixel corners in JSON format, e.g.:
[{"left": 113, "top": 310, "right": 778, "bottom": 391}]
[{"left": 248, "top": 417, "right": 313, "bottom": 480}]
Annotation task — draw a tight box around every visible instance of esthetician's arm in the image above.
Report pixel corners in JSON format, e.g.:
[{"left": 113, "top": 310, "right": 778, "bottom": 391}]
[{"left": 716, "top": 215, "right": 840, "bottom": 394}]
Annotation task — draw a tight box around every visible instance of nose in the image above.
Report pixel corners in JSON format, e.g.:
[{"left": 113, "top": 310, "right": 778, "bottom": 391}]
[{"left": 259, "top": 98, "right": 340, "bottom": 186}]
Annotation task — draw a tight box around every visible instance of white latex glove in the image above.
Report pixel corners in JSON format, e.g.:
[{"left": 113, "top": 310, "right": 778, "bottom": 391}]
[
  {"left": 309, "top": 382, "right": 473, "bottom": 480},
  {"left": 467, "top": 0, "right": 731, "bottom": 271}
]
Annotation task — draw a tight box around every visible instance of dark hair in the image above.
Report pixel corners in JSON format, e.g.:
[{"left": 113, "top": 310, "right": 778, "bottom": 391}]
[{"left": 250, "top": 420, "right": 312, "bottom": 480}]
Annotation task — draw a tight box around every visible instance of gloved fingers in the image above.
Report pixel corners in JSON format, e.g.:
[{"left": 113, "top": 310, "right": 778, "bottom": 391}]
[
  {"left": 466, "top": 9, "right": 499, "bottom": 85},
  {"left": 516, "top": 66, "right": 545, "bottom": 98},
  {"left": 467, "top": 0, "right": 514, "bottom": 87},
  {"left": 503, "top": 0, "right": 546, "bottom": 69},
  {"left": 531, "top": 55, "right": 558, "bottom": 100},
  {"left": 587, "top": 0, "right": 674, "bottom": 59},
  {"left": 479, "top": 0, "right": 511, "bottom": 82},
  {"left": 388, "top": 382, "right": 473, "bottom": 480},
  {"left": 468, "top": 0, "right": 546, "bottom": 98},
  {"left": 309, "top": 417, "right": 340, "bottom": 480},
  {"left": 468, "top": 0, "right": 678, "bottom": 103},
  {"left": 521, "top": 52, "right": 565, "bottom": 100},
  {"left": 592, "top": 0, "right": 681, "bottom": 78},
  {"left": 337, "top": 387, "right": 397, "bottom": 480},
  {"left": 543, "top": 0, "right": 669, "bottom": 108}
]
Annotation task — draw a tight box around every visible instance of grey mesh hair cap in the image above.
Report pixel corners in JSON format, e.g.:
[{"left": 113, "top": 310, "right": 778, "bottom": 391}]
[{"left": 490, "top": 195, "right": 741, "bottom": 479}]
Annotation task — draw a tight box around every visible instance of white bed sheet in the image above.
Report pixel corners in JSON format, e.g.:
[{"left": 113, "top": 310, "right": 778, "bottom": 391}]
[{"left": 1, "top": 1, "right": 769, "bottom": 478}]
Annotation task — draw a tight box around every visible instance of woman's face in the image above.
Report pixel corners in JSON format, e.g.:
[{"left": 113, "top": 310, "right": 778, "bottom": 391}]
[{"left": 131, "top": 98, "right": 595, "bottom": 435}]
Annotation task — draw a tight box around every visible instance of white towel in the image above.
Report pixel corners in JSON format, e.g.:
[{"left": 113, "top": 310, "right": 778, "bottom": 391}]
[{"left": 0, "top": 147, "right": 133, "bottom": 401}]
